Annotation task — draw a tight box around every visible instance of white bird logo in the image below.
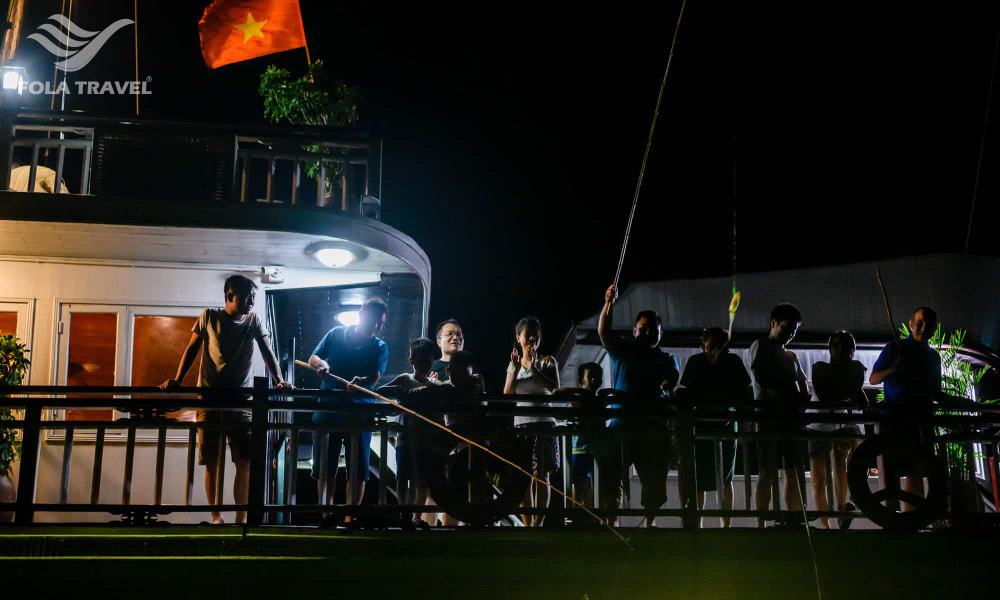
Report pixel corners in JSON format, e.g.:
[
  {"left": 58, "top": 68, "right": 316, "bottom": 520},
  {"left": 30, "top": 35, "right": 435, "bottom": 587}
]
[{"left": 27, "top": 14, "right": 134, "bottom": 73}]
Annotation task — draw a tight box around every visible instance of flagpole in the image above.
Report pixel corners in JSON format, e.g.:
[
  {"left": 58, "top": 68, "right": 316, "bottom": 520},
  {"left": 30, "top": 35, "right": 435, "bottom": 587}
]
[{"left": 134, "top": 0, "right": 139, "bottom": 116}]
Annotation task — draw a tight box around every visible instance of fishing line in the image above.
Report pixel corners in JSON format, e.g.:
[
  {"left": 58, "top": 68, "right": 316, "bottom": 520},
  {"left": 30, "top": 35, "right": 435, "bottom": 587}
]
[
  {"left": 792, "top": 468, "right": 823, "bottom": 600},
  {"left": 964, "top": 19, "right": 1000, "bottom": 253}
]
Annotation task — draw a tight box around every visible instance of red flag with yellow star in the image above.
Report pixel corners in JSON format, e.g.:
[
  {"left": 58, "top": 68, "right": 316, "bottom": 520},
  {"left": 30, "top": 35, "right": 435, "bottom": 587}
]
[{"left": 198, "top": 0, "right": 307, "bottom": 69}]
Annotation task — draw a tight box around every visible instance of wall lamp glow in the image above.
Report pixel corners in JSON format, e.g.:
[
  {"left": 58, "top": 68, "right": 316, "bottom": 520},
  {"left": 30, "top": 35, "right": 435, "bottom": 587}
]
[{"left": 306, "top": 240, "right": 368, "bottom": 269}]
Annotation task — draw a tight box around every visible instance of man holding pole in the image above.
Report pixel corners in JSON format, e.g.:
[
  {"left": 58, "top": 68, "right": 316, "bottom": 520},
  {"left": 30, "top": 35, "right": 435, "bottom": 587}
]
[
  {"left": 308, "top": 297, "right": 389, "bottom": 514},
  {"left": 598, "top": 284, "right": 680, "bottom": 526}
]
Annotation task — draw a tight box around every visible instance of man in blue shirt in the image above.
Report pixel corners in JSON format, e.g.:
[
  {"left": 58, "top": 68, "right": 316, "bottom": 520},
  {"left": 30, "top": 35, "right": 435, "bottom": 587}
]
[
  {"left": 598, "top": 285, "right": 680, "bottom": 526},
  {"left": 870, "top": 307, "right": 942, "bottom": 411},
  {"left": 869, "top": 306, "right": 941, "bottom": 510},
  {"left": 308, "top": 297, "right": 389, "bottom": 511}
]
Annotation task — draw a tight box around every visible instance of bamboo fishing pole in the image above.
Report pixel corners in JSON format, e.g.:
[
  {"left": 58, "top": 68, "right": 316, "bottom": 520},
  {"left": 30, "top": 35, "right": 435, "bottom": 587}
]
[
  {"left": 293, "top": 359, "right": 630, "bottom": 547},
  {"left": 612, "top": 0, "right": 688, "bottom": 291}
]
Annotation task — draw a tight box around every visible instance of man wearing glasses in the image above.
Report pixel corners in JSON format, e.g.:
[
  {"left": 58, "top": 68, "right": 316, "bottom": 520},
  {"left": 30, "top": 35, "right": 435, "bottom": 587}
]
[{"left": 430, "top": 319, "right": 465, "bottom": 382}]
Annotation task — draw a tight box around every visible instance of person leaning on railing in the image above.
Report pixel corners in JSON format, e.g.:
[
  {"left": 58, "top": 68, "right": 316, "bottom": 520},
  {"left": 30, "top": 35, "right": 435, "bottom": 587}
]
[
  {"left": 407, "top": 350, "right": 485, "bottom": 526},
  {"left": 159, "top": 274, "right": 292, "bottom": 525},
  {"left": 598, "top": 284, "right": 680, "bottom": 527},
  {"left": 676, "top": 327, "right": 752, "bottom": 528},
  {"left": 378, "top": 338, "right": 441, "bottom": 528},
  {"left": 749, "top": 303, "right": 809, "bottom": 528},
  {"left": 806, "top": 330, "right": 867, "bottom": 529}
]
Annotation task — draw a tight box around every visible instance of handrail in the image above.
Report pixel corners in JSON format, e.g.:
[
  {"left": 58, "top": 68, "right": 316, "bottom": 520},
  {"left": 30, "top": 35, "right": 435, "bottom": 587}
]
[{"left": 1, "top": 379, "right": 998, "bottom": 530}]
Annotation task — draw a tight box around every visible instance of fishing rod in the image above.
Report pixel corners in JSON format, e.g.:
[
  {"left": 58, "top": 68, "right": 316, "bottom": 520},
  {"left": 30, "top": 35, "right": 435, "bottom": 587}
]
[{"left": 612, "top": 0, "right": 688, "bottom": 291}]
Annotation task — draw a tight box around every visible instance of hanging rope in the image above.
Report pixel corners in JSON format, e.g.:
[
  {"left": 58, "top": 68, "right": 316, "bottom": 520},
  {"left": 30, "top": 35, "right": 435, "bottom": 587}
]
[
  {"left": 294, "top": 360, "right": 631, "bottom": 548},
  {"left": 612, "top": 0, "right": 688, "bottom": 290},
  {"left": 964, "top": 20, "right": 1000, "bottom": 253}
]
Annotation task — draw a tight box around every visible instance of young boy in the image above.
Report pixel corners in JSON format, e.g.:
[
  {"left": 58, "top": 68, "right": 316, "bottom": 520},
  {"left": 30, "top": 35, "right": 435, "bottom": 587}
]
[
  {"left": 379, "top": 338, "right": 439, "bottom": 527},
  {"left": 749, "top": 303, "right": 809, "bottom": 527},
  {"left": 569, "top": 362, "right": 604, "bottom": 509},
  {"left": 407, "top": 350, "right": 484, "bottom": 525},
  {"left": 160, "top": 274, "right": 291, "bottom": 524},
  {"left": 807, "top": 331, "right": 867, "bottom": 529}
]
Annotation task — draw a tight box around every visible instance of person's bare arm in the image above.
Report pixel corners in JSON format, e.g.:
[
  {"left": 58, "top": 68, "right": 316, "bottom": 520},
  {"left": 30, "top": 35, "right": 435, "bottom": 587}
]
[
  {"left": 159, "top": 333, "right": 202, "bottom": 389},
  {"left": 869, "top": 364, "right": 897, "bottom": 386},
  {"left": 660, "top": 355, "right": 680, "bottom": 397},
  {"left": 597, "top": 284, "right": 624, "bottom": 352},
  {"left": 308, "top": 354, "right": 331, "bottom": 381},
  {"left": 256, "top": 336, "right": 292, "bottom": 388},
  {"left": 504, "top": 348, "right": 520, "bottom": 394}
]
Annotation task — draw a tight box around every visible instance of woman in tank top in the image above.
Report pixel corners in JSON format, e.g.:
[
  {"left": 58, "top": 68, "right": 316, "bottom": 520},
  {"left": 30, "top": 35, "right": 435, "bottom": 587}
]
[{"left": 504, "top": 316, "right": 560, "bottom": 526}]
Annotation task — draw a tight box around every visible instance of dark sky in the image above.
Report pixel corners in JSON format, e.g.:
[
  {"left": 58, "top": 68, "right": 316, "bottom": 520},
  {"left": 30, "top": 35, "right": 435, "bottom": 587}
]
[{"left": 12, "top": 2, "right": 1000, "bottom": 388}]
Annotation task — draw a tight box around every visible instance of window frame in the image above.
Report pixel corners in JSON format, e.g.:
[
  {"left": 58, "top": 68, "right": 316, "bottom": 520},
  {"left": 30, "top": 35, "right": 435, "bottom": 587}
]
[
  {"left": 0, "top": 298, "right": 34, "bottom": 384},
  {"left": 48, "top": 300, "right": 222, "bottom": 444}
]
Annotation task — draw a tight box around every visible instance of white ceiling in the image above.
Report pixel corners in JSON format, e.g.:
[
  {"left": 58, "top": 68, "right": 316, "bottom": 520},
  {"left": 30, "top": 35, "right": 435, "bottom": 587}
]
[{"left": 0, "top": 221, "right": 414, "bottom": 274}]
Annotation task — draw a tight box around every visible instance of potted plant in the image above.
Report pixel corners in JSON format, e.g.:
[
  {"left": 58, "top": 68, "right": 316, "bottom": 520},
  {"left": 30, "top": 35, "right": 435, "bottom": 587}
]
[
  {"left": 0, "top": 333, "right": 29, "bottom": 522},
  {"left": 258, "top": 60, "right": 362, "bottom": 207}
]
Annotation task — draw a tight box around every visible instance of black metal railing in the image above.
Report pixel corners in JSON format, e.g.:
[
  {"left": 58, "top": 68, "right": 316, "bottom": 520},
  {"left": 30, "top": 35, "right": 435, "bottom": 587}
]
[
  {"left": 0, "top": 110, "right": 382, "bottom": 216},
  {"left": 1, "top": 378, "right": 999, "bottom": 530}
]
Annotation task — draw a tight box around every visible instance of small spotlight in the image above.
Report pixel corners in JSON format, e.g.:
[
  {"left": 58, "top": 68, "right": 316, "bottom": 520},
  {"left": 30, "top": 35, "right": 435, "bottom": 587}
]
[
  {"left": 336, "top": 310, "right": 360, "bottom": 327},
  {"left": 0, "top": 66, "right": 26, "bottom": 95},
  {"left": 314, "top": 248, "right": 356, "bottom": 268}
]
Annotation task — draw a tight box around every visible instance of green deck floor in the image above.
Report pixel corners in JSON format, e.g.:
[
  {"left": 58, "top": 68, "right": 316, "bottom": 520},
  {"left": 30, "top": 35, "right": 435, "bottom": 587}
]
[{"left": 0, "top": 525, "right": 995, "bottom": 599}]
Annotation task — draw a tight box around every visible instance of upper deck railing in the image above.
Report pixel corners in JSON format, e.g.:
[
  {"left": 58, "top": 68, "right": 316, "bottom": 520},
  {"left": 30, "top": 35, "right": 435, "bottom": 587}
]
[
  {"left": 2, "top": 379, "right": 999, "bottom": 531},
  {"left": 0, "top": 109, "right": 383, "bottom": 218}
]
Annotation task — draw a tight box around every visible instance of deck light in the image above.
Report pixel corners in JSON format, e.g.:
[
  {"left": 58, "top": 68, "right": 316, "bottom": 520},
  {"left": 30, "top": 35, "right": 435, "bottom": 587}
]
[
  {"left": 336, "top": 310, "right": 361, "bottom": 327},
  {"left": 0, "top": 66, "right": 26, "bottom": 95},
  {"left": 314, "top": 247, "right": 356, "bottom": 268}
]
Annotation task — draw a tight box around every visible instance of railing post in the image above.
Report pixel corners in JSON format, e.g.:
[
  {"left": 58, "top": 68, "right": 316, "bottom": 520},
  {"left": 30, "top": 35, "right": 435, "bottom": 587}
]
[
  {"left": 247, "top": 377, "right": 270, "bottom": 526},
  {"left": 14, "top": 405, "right": 41, "bottom": 525},
  {"left": 367, "top": 136, "right": 382, "bottom": 200},
  {"left": 0, "top": 107, "right": 14, "bottom": 191},
  {"left": 677, "top": 404, "right": 698, "bottom": 530}
]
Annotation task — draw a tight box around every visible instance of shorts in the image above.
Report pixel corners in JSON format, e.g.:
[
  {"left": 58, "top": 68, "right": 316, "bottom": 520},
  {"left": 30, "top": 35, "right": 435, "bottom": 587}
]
[
  {"left": 396, "top": 444, "right": 422, "bottom": 481},
  {"left": 757, "top": 422, "right": 803, "bottom": 471},
  {"left": 694, "top": 423, "right": 737, "bottom": 492},
  {"left": 571, "top": 453, "right": 594, "bottom": 483},
  {"left": 807, "top": 425, "right": 860, "bottom": 459},
  {"left": 197, "top": 409, "right": 252, "bottom": 466},
  {"left": 519, "top": 423, "right": 561, "bottom": 474},
  {"left": 310, "top": 430, "right": 372, "bottom": 482},
  {"left": 876, "top": 422, "right": 936, "bottom": 477}
]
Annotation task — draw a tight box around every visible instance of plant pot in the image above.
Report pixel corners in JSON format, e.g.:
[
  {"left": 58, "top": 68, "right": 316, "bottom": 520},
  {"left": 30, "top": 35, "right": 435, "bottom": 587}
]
[{"left": 0, "top": 472, "right": 14, "bottom": 522}]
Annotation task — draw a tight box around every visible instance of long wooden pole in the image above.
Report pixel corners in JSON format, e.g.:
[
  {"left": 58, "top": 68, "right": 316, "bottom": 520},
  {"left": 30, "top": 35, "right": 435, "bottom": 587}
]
[{"left": 612, "top": 0, "right": 688, "bottom": 289}]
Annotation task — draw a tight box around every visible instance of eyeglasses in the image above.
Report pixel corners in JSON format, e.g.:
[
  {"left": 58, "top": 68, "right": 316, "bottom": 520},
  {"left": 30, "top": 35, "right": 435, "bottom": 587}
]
[{"left": 438, "top": 331, "right": 464, "bottom": 340}]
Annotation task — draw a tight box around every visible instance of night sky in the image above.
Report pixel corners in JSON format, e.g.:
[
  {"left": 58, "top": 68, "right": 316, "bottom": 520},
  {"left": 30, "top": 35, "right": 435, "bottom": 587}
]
[{"left": 13, "top": 2, "right": 1000, "bottom": 389}]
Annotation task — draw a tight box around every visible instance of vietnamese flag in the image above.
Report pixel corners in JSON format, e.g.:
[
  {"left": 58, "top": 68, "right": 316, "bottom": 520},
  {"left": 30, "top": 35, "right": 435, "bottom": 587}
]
[{"left": 199, "top": 0, "right": 307, "bottom": 69}]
